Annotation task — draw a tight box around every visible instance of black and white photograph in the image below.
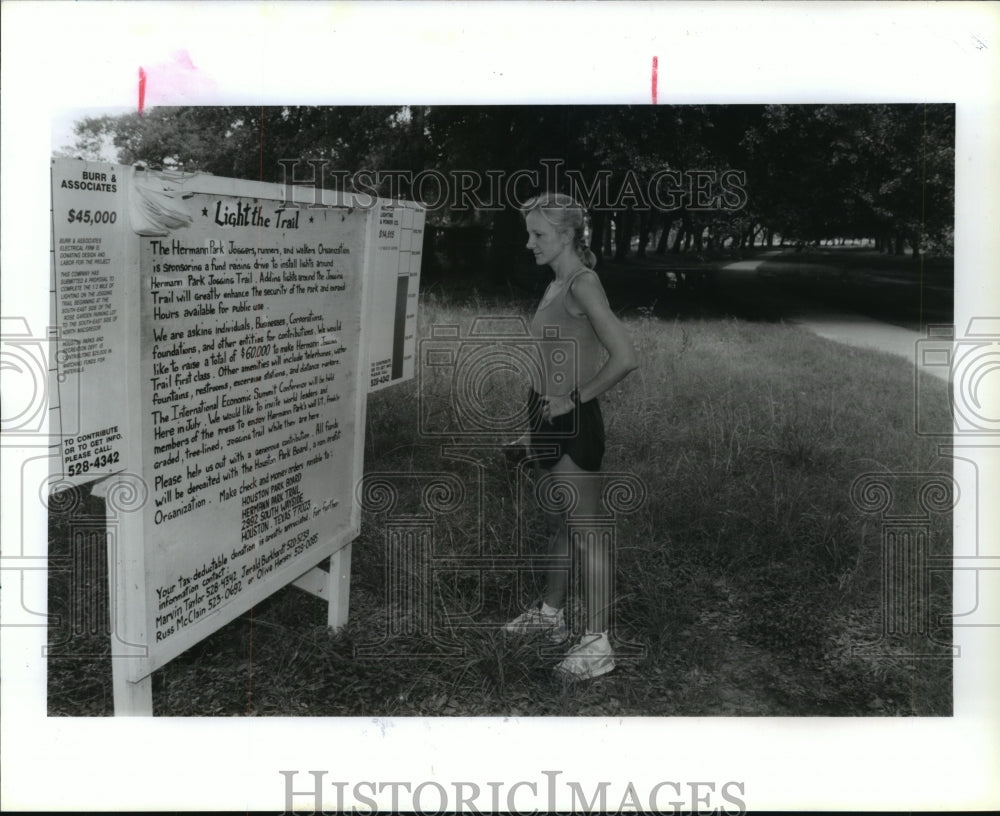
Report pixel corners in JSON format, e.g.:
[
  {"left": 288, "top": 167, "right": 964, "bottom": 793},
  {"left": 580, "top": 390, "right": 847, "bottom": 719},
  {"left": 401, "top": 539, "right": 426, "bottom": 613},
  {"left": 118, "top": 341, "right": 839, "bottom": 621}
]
[
  {"left": 3, "top": 2, "right": 998, "bottom": 813},
  {"left": 44, "top": 102, "right": 957, "bottom": 719}
]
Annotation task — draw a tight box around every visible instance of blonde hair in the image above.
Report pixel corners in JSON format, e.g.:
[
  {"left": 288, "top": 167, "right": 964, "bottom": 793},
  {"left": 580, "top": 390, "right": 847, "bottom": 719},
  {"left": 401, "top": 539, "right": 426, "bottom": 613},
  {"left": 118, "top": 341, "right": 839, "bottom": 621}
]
[{"left": 522, "top": 193, "right": 597, "bottom": 268}]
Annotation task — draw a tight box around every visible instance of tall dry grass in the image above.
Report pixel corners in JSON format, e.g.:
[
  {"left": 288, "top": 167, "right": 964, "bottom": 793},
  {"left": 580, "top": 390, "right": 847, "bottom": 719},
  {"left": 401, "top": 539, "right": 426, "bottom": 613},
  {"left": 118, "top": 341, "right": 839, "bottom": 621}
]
[{"left": 48, "top": 293, "right": 953, "bottom": 715}]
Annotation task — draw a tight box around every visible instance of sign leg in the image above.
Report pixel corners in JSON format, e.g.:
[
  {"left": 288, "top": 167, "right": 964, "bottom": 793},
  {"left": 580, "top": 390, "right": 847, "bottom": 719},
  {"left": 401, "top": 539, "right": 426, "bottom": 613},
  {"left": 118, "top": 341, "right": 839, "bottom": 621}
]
[
  {"left": 326, "top": 544, "right": 352, "bottom": 630},
  {"left": 111, "top": 665, "right": 153, "bottom": 715}
]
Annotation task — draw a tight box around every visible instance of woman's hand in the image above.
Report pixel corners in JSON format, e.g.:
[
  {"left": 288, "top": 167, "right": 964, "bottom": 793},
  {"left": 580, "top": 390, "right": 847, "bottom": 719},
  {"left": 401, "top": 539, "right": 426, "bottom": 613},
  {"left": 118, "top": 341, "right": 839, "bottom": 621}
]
[{"left": 542, "top": 393, "right": 576, "bottom": 422}]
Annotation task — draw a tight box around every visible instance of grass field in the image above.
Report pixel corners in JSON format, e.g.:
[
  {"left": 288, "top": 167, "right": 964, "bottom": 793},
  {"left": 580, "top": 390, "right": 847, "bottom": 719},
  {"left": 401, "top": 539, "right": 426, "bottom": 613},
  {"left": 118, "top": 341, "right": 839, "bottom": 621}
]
[{"left": 48, "top": 291, "right": 954, "bottom": 716}]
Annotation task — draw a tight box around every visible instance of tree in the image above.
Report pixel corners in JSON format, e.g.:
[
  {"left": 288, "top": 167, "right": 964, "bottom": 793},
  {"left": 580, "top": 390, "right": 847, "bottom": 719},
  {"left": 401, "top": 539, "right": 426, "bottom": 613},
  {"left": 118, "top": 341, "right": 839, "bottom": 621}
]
[{"left": 740, "top": 104, "right": 954, "bottom": 254}]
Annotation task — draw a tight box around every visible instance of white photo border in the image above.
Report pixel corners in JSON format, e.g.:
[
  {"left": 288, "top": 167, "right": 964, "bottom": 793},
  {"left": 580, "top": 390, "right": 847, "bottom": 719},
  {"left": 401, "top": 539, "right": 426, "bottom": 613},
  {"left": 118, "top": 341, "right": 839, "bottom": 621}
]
[{"left": 2, "top": 1, "right": 998, "bottom": 811}]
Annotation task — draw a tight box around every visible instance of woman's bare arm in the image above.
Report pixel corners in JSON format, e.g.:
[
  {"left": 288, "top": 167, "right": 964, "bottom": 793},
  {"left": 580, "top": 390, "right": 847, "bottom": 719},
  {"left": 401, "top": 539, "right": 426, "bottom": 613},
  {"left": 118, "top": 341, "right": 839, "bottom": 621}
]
[{"left": 545, "top": 272, "right": 637, "bottom": 418}]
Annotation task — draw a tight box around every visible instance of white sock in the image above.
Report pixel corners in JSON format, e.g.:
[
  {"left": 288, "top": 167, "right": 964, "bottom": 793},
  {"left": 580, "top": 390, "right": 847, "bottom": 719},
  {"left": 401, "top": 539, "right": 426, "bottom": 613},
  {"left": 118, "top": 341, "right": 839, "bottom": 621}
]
[{"left": 541, "top": 602, "right": 562, "bottom": 617}]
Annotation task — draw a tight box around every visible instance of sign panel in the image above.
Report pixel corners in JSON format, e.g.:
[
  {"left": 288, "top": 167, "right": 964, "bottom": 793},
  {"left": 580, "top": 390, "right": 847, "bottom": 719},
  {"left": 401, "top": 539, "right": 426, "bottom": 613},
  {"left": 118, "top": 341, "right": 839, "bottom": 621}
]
[
  {"left": 50, "top": 159, "right": 131, "bottom": 483},
  {"left": 365, "top": 202, "right": 424, "bottom": 391},
  {"left": 127, "top": 182, "right": 369, "bottom": 677}
]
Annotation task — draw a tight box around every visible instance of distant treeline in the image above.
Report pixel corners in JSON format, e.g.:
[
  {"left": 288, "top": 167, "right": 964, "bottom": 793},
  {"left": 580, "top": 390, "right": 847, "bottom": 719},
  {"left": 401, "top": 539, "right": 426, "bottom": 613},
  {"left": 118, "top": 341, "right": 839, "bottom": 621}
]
[{"left": 63, "top": 104, "right": 954, "bottom": 282}]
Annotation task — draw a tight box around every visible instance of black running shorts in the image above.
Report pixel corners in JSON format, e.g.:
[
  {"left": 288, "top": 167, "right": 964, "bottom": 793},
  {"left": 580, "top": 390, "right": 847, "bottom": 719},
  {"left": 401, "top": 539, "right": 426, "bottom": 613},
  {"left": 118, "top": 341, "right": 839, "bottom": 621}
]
[{"left": 526, "top": 389, "right": 605, "bottom": 472}]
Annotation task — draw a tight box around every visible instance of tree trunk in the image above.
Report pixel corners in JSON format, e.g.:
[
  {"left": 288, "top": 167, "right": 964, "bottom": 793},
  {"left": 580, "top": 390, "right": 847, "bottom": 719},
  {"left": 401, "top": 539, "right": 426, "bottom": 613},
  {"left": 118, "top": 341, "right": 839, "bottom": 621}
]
[
  {"left": 676, "top": 227, "right": 685, "bottom": 253},
  {"left": 655, "top": 215, "right": 672, "bottom": 254},
  {"left": 637, "top": 211, "right": 652, "bottom": 258},
  {"left": 672, "top": 210, "right": 690, "bottom": 253},
  {"left": 590, "top": 210, "right": 607, "bottom": 260},
  {"left": 671, "top": 223, "right": 684, "bottom": 253},
  {"left": 614, "top": 210, "right": 634, "bottom": 260}
]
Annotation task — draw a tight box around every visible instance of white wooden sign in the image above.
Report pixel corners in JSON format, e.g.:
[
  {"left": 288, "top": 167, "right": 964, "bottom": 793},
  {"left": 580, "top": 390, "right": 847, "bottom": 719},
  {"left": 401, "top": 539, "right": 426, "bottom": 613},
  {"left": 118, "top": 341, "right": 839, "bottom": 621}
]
[{"left": 48, "top": 159, "right": 425, "bottom": 713}]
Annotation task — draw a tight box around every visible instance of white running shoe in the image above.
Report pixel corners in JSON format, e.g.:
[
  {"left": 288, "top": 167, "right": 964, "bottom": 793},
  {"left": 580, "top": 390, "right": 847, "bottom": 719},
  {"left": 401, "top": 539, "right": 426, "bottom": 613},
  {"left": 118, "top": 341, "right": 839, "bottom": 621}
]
[
  {"left": 556, "top": 632, "right": 615, "bottom": 680},
  {"left": 502, "top": 606, "right": 568, "bottom": 642}
]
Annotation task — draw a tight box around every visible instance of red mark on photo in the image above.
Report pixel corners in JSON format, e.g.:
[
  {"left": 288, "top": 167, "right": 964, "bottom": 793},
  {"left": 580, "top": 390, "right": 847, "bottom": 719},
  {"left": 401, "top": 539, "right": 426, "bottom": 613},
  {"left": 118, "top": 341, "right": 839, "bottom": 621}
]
[
  {"left": 136, "top": 50, "right": 217, "bottom": 114},
  {"left": 651, "top": 56, "right": 658, "bottom": 104},
  {"left": 138, "top": 67, "right": 147, "bottom": 115}
]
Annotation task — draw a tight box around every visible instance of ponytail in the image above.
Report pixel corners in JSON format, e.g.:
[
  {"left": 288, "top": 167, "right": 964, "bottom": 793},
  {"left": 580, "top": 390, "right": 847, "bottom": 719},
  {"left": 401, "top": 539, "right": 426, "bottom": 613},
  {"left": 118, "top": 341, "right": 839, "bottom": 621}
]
[{"left": 521, "top": 192, "right": 596, "bottom": 268}]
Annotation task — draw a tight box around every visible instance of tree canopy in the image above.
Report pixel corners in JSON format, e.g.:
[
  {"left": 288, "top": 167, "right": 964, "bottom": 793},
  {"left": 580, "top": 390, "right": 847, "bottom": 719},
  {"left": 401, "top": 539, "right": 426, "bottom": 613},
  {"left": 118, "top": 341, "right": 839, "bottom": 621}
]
[{"left": 61, "top": 103, "right": 954, "bottom": 274}]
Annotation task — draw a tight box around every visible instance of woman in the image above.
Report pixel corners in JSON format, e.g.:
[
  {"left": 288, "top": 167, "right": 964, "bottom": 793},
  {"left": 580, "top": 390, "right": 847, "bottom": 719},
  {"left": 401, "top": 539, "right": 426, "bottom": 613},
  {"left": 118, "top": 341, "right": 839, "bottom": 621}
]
[{"left": 504, "top": 193, "right": 638, "bottom": 680}]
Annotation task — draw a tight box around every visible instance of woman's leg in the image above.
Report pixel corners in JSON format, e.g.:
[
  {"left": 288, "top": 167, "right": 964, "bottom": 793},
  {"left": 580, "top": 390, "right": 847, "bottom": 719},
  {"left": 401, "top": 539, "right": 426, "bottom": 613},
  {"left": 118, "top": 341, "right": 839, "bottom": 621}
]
[
  {"left": 537, "top": 462, "right": 569, "bottom": 610},
  {"left": 501, "top": 460, "right": 570, "bottom": 637},
  {"left": 545, "top": 454, "right": 606, "bottom": 633},
  {"left": 505, "top": 452, "right": 605, "bottom": 643}
]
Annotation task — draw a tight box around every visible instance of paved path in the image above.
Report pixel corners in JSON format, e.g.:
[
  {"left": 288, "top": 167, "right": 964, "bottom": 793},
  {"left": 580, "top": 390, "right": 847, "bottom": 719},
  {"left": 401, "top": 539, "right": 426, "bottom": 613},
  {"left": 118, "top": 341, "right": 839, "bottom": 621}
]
[{"left": 719, "top": 257, "right": 951, "bottom": 381}]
